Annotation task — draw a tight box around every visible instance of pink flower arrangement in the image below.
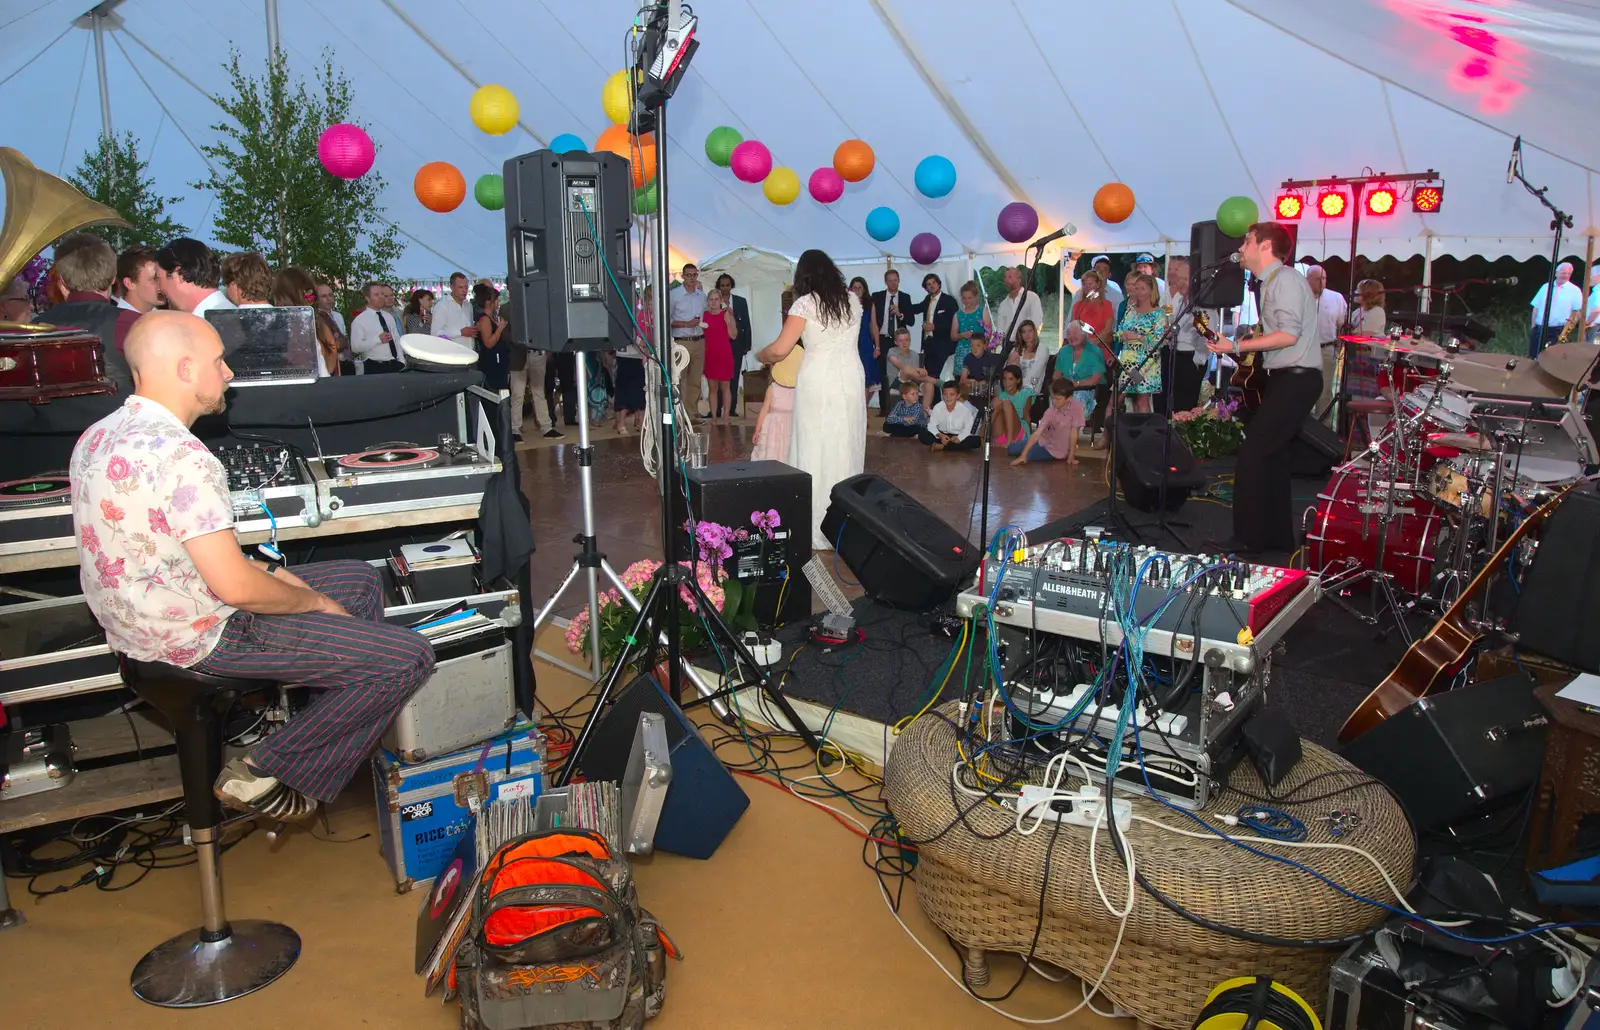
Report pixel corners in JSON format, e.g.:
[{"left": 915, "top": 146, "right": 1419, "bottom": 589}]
[{"left": 565, "top": 558, "right": 727, "bottom": 659}]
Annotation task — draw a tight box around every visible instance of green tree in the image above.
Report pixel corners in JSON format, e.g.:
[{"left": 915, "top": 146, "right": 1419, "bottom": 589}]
[
  {"left": 67, "top": 131, "right": 189, "bottom": 251},
  {"left": 194, "top": 47, "right": 400, "bottom": 298}
]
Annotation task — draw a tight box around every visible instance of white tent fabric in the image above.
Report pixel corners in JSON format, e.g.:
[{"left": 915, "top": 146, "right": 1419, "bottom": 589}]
[
  {"left": 0, "top": 0, "right": 1593, "bottom": 276},
  {"left": 698, "top": 245, "right": 792, "bottom": 367}
]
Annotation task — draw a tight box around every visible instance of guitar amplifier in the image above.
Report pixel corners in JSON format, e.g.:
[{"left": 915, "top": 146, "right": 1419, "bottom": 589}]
[{"left": 1339, "top": 674, "right": 1545, "bottom": 831}]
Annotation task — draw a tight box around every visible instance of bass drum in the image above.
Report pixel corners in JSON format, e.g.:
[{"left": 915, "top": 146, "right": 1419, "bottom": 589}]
[{"left": 1304, "top": 458, "right": 1443, "bottom": 595}]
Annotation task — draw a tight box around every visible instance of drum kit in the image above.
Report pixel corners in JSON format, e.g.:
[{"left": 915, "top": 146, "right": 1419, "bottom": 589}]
[{"left": 1305, "top": 331, "right": 1600, "bottom": 640}]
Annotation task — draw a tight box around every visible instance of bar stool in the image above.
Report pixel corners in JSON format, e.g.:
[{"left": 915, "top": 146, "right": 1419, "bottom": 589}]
[{"left": 118, "top": 656, "right": 301, "bottom": 1007}]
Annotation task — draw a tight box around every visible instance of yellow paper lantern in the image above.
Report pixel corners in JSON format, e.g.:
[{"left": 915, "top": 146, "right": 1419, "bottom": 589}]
[
  {"left": 763, "top": 167, "right": 800, "bottom": 206},
  {"left": 470, "top": 84, "right": 519, "bottom": 136},
  {"left": 602, "top": 70, "right": 634, "bottom": 125}
]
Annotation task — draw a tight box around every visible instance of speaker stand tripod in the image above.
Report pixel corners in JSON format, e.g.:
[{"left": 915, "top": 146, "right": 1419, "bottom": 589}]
[
  {"left": 555, "top": 100, "right": 818, "bottom": 786},
  {"left": 529, "top": 350, "right": 732, "bottom": 720}
]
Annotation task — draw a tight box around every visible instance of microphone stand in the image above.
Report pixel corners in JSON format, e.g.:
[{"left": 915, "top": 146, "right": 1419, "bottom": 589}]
[
  {"left": 1512, "top": 150, "right": 1574, "bottom": 357},
  {"left": 977, "top": 245, "right": 1043, "bottom": 565},
  {"left": 1120, "top": 289, "right": 1200, "bottom": 551}
]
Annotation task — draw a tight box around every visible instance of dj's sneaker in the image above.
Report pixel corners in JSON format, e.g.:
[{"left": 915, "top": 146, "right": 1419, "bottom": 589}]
[{"left": 214, "top": 758, "right": 318, "bottom": 822}]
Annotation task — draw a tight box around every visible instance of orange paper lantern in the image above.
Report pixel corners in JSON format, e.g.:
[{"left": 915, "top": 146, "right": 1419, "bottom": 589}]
[
  {"left": 596, "top": 123, "right": 632, "bottom": 157},
  {"left": 630, "top": 140, "right": 658, "bottom": 188},
  {"left": 833, "top": 139, "right": 875, "bottom": 183},
  {"left": 1093, "top": 182, "right": 1136, "bottom": 224},
  {"left": 595, "top": 126, "right": 657, "bottom": 187},
  {"left": 414, "top": 161, "right": 466, "bottom": 213}
]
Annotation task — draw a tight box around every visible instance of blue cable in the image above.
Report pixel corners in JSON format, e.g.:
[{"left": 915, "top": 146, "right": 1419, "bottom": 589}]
[
  {"left": 1129, "top": 728, "right": 1599, "bottom": 945},
  {"left": 832, "top": 519, "right": 860, "bottom": 588}
]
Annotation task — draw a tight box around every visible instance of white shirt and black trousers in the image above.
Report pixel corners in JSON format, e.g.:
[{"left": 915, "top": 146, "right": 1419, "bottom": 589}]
[
  {"left": 1528, "top": 280, "right": 1584, "bottom": 358},
  {"left": 1232, "top": 261, "right": 1323, "bottom": 553},
  {"left": 669, "top": 285, "right": 707, "bottom": 416}
]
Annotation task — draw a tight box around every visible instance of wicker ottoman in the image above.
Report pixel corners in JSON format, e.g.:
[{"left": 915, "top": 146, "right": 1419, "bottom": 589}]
[{"left": 884, "top": 705, "right": 1414, "bottom": 1029}]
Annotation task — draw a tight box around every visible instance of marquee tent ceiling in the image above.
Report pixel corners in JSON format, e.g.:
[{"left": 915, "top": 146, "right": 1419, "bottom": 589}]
[{"left": 1, "top": 0, "right": 1594, "bottom": 276}]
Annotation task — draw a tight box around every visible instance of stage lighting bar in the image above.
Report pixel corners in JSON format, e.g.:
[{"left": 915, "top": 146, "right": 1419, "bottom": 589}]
[
  {"left": 1366, "top": 186, "right": 1397, "bottom": 216},
  {"left": 1412, "top": 184, "right": 1444, "bottom": 213},
  {"left": 1274, "top": 193, "right": 1304, "bottom": 220},
  {"left": 1317, "top": 189, "right": 1348, "bottom": 218}
]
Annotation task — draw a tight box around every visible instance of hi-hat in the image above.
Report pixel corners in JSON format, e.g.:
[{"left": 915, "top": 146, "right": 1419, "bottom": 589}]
[
  {"left": 1443, "top": 352, "right": 1565, "bottom": 398},
  {"left": 1536, "top": 342, "right": 1600, "bottom": 385}
]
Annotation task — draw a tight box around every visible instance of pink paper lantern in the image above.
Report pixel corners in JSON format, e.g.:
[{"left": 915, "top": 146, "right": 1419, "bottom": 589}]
[
  {"left": 910, "top": 232, "right": 942, "bottom": 265},
  {"left": 808, "top": 167, "right": 845, "bottom": 204},
  {"left": 997, "top": 202, "right": 1039, "bottom": 244},
  {"left": 730, "top": 140, "right": 773, "bottom": 184},
  {"left": 317, "top": 123, "right": 375, "bottom": 180}
]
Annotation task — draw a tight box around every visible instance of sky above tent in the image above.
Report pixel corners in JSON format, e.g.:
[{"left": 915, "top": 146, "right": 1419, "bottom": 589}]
[{"left": 1, "top": 0, "right": 1594, "bottom": 277}]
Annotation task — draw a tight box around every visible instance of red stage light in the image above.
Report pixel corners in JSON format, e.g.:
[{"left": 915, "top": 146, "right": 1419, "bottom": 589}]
[
  {"left": 1274, "top": 193, "right": 1303, "bottom": 220},
  {"left": 1317, "top": 190, "right": 1348, "bottom": 218},
  {"left": 1412, "top": 185, "right": 1444, "bottom": 213},
  {"left": 1366, "top": 187, "right": 1397, "bottom": 215}
]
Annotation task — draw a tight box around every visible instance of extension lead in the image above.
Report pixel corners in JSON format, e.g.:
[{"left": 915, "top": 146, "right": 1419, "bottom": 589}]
[{"left": 1017, "top": 786, "right": 1132, "bottom": 833}]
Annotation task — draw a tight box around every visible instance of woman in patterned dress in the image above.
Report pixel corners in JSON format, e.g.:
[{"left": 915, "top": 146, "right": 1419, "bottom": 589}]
[{"left": 1115, "top": 273, "right": 1168, "bottom": 414}]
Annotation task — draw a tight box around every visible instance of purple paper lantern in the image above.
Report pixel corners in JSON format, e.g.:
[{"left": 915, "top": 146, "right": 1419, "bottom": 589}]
[
  {"left": 317, "top": 123, "right": 375, "bottom": 180},
  {"left": 730, "top": 140, "right": 773, "bottom": 183},
  {"left": 910, "top": 232, "right": 942, "bottom": 265},
  {"left": 997, "top": 202, "right": 1039, "bottom": 244},
  {"left": 808, "top": 167, "right": 844, "bottom": 204}
]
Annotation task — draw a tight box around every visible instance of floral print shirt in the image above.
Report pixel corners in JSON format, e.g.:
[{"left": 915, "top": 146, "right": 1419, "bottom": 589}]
[{"left": 69, "top": 396, "right": 237, "bottom": 666}]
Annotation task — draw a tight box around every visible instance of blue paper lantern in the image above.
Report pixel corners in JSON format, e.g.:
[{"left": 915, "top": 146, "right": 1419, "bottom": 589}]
[
  {"left": 914, "top": 155, "right": 957, "bottom": 199},
  {"left": 550, "top": 133, "right": 586, "bottom": 155},
  {"left": 865, "top": 206, "right": 900, "bottom": 242}
]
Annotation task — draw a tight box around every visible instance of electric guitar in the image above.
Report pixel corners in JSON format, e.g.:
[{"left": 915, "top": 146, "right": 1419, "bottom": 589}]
[
  {"left": 1192, "top": 311, "right": 1265, "bottom": 413},
  {"left": 1336, "top": 486, "right": 1569, "bottom": 743}
]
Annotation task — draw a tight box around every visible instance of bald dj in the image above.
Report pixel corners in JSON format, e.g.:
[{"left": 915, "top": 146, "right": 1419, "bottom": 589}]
[{"left": 70, "top": 312, "right": 434, "bottom": 822}]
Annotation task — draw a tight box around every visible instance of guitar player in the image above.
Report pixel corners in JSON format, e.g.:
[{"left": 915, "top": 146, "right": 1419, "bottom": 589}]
[{"left": 1204, "top": 221, "right": 1321, "bottom": 554}]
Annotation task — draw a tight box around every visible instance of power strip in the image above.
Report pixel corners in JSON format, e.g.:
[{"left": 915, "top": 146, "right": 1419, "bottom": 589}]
[{"left": 1017, "top": 786, "right": 1132, "bottom": 833}]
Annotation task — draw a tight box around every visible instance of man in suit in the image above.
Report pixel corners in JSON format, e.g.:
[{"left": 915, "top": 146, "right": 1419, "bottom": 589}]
[
  {"left": 714, "top": 272, "right": 752, "bottom": 417},
  {"left": 871, "top": 269, "right": 913, "bottom": 417},
  {"left": 914, "top": 272, "right": 959, "bottom": 385}
]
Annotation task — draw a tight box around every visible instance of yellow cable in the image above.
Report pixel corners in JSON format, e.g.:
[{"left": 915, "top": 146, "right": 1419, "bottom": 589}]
[{"left": 894, "top": 622, "right": 968, "bottom": 734}]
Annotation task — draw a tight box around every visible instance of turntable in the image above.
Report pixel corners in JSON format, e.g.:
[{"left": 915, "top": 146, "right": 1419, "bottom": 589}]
[
  {"left": 0, "top": 474, "right": 70, "bottom": 509},
  {"left": 314, "top": 437, "right": 500, "bottom": 520}
]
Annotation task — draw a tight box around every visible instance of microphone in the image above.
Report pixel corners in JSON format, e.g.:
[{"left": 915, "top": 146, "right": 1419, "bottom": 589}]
[
  {"left": 1202, "top": 253, "right": 1242, "bottom": 271},
  {"left": 1507, "top": 135, "right": 1521, "bottom": 185},
  {"left": 1480, "top": 276, "right": 1519, "bottom": 286},
  {"left": 1029, "top": 222, "right": 1078, "bottom": 249}
]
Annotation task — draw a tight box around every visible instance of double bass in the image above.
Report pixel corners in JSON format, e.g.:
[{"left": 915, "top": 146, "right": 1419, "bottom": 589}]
[{"left": 1336, "top": 487, "right": 1569, "bottom": 743}]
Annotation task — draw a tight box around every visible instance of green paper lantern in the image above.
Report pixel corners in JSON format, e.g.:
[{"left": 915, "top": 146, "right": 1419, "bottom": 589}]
[
  {"left": 632, "top": 181, "right": 658, "bottom": 215},
  {"left": 474, "top": 173, "right": 505, "bottom": 211},
  {"left": 1216, "top": 195, "right": 1259, "bottom": 238},
  {"left": 704, "top": 126, "right": 742, "bottom": 168}
]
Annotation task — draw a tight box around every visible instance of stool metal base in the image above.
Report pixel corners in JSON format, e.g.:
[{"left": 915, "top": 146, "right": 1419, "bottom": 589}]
[{"left": 130, "top": 919, "right": 300, "bottom": 1007}]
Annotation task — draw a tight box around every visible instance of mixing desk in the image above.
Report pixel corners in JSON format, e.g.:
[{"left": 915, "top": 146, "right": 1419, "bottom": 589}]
[
  {"left": 212, "top": 442, "right": 319, "bottom": 526},
  {"left": 978, "top": 537, "right": 1312, "bottom": 641}
]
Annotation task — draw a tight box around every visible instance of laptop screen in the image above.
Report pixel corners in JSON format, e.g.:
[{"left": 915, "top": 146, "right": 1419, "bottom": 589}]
[{"left": 205, "top": 306, "right": 318, "bottom": 383}]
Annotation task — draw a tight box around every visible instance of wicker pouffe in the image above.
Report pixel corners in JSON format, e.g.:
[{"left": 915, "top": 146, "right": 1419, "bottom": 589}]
[{"left": 884, "top": 704, "right": 1414, "bottom": 1029}]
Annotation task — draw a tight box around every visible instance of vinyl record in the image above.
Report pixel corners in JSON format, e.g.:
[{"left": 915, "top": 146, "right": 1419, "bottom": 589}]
[
  {"left": 0, "top": 475, "right": 70, "bottom": 503},
  {"left": 337, "top": 447, "right": 441, "bottom": 470}
]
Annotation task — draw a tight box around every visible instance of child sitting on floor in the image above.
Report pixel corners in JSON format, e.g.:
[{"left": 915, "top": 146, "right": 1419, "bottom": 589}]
[
  {"left": 990, "top": 365, "right": 1035, "bottom": 448},
  {"left": 1009, "top": 378, "right": 1083, "bottom": 466},
  {"left": 882, "top": 380, "right": 929, "bottom": 438},
  {"left": 920, "top": 381, "right": 981, "bottom": 452}
]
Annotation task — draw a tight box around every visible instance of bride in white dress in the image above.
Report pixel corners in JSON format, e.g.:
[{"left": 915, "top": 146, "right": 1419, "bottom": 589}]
[{"left": 755, "top": 250, "right": 866, "bottom": 550}]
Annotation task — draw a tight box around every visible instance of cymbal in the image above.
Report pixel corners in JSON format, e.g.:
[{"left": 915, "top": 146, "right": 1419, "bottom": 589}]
[
  {"left": 1426, "top": 432, "right": 1496, "bottom": 453},
  {"left": 1442, "top": 352, "right": 1566, "bottom": 399},
  {"left": 1536, "top": 341, "right": 1600, "bottom": 385}
]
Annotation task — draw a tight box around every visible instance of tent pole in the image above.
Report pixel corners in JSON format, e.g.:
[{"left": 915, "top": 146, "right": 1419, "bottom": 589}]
[
  {"left": 1420, "top": 236, "right": 1433, "bottom": 315},
  {"left": 1056, "top": 248, "right": 1065, "bottom": 356},
  {"left": 92, "top": 8, "right": 112, "bottom": 175},
  {"left": 1584, "top": 234, "right": 1596, "bottom": 327},
  {"left": 265, "top": 0, "right": 280, "bottom": 54}
]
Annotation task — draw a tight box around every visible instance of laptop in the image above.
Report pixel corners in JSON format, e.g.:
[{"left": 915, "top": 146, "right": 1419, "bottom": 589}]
[{"left": 205, "top": 306, "right": 319, "bottom": 386}]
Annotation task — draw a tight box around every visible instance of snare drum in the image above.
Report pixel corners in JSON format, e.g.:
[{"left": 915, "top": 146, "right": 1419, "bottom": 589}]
[
  {"left": 1305, "top": 458, "right": 1443, "bottom": 595},
  {"left": 0, "top": 330, "right": 112, "bottom": 403}
]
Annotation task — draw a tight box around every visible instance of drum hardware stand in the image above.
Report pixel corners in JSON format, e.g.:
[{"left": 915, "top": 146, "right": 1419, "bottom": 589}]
[
  {"left": 1509, "top": 135, "right": 1575, "bottom": 357},
  {"left": 556, "top": 90, "right": 819, "bottom": 786}
]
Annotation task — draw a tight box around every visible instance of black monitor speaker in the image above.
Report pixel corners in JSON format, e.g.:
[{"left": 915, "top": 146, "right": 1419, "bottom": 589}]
[
  {"left": 503, "top": 150, "right": 634, "bottom": 352},
  {"left": 820, "top": 474, "right": 980, "bottom": 611},
  {"left": 1114, "top": 413, "right": 1205, "bottom": 512},
  {"left": 1190, "top": 220, "right": 1244, "bottom": 309}
]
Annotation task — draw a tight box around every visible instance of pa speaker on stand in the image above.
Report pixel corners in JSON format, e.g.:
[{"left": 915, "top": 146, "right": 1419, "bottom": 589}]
[
  {"left": 503, "top": 150, "right": 635, "bottom": 352},
  {"left": 1190, "top": 220, "right": 1245, "bottom": 309}
]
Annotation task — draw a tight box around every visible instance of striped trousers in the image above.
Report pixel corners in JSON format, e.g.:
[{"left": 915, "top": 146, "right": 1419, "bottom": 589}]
[{"left": 192, "top": 560, "right": 434, "bottom": 801}]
